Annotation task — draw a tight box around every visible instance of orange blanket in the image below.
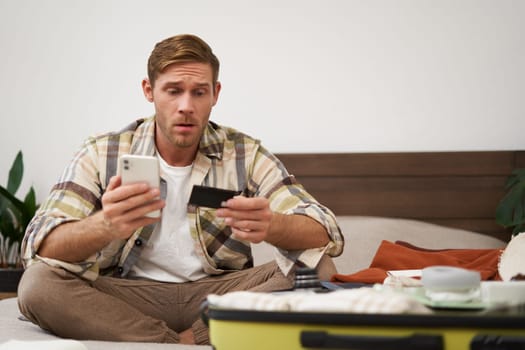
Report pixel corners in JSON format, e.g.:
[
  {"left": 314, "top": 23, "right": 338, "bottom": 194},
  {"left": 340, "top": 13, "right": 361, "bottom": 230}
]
[{"left": 331, "top": 240, "right": 505, "bottom": 284}]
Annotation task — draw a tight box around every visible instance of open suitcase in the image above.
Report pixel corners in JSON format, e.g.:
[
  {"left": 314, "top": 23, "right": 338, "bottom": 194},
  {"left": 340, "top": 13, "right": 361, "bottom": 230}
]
[{"left": 206, "top": 305, "right": 525, "bottom": 350}]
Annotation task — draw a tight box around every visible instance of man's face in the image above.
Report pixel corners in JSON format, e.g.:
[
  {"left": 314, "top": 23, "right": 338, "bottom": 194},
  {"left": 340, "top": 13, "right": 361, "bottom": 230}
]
[{"left": 143, "top": 62, "right": 220, "bottom": 161}]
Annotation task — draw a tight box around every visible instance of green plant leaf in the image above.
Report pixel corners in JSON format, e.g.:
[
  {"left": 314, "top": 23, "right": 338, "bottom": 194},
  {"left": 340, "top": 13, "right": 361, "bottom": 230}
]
[
  {"left": 1, "top": 151, "right": 37, "bottom": 256},
  {"left": 512, "top": 224, "right": 525, "bottom": 236},
  {"left": 24, "top": 186, "right": 37, "bottom": 211},
  {"left": 0, "top": 185, "right": 31, "bottom": 246},
  {"left": 0, "top": 205, "right": 23, "bottom": 245},
  {"left": 7, "top": 151, "right": 24, "bottom": 195},
  {"left": 0, "top": 207, "right": 16, "bottom": 234},
  {"left": 496, "top": 169, "right": 525, "bottom": 231},
  {"left": 22, "top": 186, "right": 38, "bottom": 227},
  {"left": 505, "top": 169, "right": 525, "bottom": 189},
  {"left": 0, "top": 185, "right": 26, "bottom": 213}
]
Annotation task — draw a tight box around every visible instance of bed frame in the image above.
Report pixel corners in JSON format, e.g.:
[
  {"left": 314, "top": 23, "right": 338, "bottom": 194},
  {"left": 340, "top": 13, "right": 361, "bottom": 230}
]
[{"left": 276, "top": 151, "right": 525, "bottom": 242}]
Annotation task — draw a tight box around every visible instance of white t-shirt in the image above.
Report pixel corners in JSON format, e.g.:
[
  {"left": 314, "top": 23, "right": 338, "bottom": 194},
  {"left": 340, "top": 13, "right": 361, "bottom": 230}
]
[{"left": 129, "top": 155, "right": 206, "bottom": 282}]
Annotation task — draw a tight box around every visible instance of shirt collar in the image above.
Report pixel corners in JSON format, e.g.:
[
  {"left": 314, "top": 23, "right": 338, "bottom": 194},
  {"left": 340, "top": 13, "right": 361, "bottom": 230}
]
[{"left": 198, "top": 120, "right": 224, "bottom": 160}]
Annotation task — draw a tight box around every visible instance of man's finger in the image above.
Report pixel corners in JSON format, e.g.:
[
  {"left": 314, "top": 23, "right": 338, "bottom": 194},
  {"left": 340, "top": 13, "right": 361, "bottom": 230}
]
[
  {"left": 227, "top": 218, "right": 267, "bottom": 231},
  {"left": 231, "top": 228, "right": 266, "bottom": 243},
  {"left": 224, "top": 196, "right": 268, "bottom": 210},
  {"left": 220, "top": 208, "right": 265, "bottom": 221},
  {"left": 106, "top": 175, "right": 121, "bottom": 191},
  {"left": 105, "top": 182, "right": 152, "bottom": 203}
]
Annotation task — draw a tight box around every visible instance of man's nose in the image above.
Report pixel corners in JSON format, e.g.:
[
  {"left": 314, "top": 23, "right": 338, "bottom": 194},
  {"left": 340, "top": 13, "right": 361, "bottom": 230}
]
[{"left": 178, "top": 93, "right": 194, "bottom": 114}]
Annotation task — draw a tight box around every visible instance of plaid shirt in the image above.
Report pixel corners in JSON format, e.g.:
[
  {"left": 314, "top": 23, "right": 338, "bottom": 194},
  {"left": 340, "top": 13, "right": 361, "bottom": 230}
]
[{"left": 22, "top": 117, "right": 343, "bottom": 281}]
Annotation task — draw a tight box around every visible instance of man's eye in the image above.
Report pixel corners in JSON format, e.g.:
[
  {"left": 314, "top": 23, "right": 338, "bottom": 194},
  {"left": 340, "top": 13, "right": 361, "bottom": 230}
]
[
  {"left": 167, "top": 89, "right": 181, "bottom": 95},
  {"left": 193, "top": 89, "right": 206, "bottom": 97}
]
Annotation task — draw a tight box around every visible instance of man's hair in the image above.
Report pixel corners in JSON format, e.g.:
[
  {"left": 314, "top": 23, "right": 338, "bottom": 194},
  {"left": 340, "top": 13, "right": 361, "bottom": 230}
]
[{"left": 147, "top": 34, "right": 220, "bottom": 87}]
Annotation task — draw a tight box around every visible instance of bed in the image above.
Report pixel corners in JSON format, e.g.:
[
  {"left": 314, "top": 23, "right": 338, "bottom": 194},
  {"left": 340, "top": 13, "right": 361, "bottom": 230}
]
[{"left": 1, "top": 150, "right": 521, "bottom": 349}]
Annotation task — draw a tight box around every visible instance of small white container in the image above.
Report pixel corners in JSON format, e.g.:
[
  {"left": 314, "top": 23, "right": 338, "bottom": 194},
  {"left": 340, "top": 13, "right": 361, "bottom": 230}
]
[{"left": 481, "top": 281, "right": 525, "bottom": 305}]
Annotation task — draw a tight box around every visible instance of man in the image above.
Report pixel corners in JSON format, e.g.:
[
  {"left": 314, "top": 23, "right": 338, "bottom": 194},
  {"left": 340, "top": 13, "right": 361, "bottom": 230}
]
[{"left": 18, "top": 34, "right": 344, "bottom": 345}]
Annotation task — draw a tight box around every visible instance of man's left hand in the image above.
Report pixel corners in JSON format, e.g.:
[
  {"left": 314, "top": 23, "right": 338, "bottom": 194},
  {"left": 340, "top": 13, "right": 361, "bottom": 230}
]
[{"left": 215, "top": 196, "right": 272, "bottom": 243}]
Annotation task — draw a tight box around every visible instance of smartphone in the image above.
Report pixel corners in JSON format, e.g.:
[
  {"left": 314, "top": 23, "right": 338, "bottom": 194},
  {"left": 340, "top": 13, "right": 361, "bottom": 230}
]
[{"left": 119, "top": 154, "right": 161, "bottom": 218}]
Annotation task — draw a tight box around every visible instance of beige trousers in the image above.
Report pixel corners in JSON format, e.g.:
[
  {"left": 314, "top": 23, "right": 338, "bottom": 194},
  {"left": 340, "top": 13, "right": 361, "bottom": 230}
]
[{"left": 17, "top": 260, "right": 297, "bottom": 344}]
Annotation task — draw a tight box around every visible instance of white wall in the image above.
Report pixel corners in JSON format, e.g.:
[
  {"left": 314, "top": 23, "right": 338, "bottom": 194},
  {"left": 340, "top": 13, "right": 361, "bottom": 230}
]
[{"left": 1, "top": 0, "right": 524, "bottom": 201}]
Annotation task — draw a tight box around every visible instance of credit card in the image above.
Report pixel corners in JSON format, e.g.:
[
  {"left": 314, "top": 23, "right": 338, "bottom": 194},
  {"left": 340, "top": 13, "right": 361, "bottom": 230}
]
[{"left": 188, "top": 185, "right": 242, "bottom": 209}]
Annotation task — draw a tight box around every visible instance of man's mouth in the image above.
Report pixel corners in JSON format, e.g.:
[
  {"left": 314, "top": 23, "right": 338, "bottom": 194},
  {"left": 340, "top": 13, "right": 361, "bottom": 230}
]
[{"left": 174, "top": 123, "right": 195, "bottom": 132}]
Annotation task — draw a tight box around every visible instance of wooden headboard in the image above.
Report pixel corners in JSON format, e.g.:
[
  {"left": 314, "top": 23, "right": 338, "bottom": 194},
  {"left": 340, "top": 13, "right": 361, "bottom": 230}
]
[{"left": 276, "top": 151, "right": 525, "bottom": 242}]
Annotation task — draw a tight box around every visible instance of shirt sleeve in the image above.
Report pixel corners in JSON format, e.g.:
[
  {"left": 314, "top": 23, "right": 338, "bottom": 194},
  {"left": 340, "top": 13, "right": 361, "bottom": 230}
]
[
  {"left": 21, "top": 137, "right": 105, "bottom": 279},
  {"left": 249, "top": 146, "right": 344, "bottom": 274}
]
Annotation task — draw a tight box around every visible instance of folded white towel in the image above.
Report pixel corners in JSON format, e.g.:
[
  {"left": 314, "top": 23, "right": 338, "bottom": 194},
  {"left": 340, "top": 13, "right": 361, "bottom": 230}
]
[{"left": 208, "top": 288, "right": 431, "bottom": 314}]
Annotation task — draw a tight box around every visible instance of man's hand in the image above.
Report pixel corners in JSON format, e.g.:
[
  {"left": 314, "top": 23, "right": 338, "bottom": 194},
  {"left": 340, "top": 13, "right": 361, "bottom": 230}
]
[
  {"left": 38, "top": 176, "right": 165, "bottom": 262},
  {"left": 216, "top": 196, "right": 330, "bottom": 250},
  {"left": 101, "top": 175, "right": 165, "bottom": 240},
  {"left": 215, "top": 196, "right": 272, "bottom": 244}
]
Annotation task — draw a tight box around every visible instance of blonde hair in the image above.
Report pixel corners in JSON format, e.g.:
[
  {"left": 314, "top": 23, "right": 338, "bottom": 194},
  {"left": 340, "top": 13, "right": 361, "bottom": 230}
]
[{"left": 147, "top": 34, "right": 220, "bottom": 87}]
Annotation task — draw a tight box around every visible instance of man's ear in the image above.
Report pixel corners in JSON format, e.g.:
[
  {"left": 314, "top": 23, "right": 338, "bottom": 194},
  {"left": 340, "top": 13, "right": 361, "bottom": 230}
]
[
  {"left": 212, "top": 81, "right": 221, "bottom": 106},
  {"left": 142, "top": 78, "right": 154, "bottom": 102}
]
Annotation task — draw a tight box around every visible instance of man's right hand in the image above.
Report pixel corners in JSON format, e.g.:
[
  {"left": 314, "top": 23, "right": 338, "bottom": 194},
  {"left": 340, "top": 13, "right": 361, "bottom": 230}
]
[
  {"left": 38, "top": 176, "right": 164, "bottom": 263},
  {"left": 101, "top": 175, "right": 165, "bottom": 240}
]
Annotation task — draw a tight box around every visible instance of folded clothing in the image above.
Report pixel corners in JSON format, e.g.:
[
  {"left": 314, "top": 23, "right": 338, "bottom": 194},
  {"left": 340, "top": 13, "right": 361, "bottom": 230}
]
[
  {"left": 332, "top": 240, "right": 504, "bottom": 284},
  {"left": 207, "top": 288, "right": 431, "bottom": 314}
]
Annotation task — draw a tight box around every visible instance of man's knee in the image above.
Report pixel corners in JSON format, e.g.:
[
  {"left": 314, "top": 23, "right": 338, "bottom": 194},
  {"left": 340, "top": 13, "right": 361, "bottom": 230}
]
[
  {"left": 18, "top": 262, "right": 53, "bottom": 306},
  {"left": 17, "top": 262, "right": 78, "bottom": 321}
]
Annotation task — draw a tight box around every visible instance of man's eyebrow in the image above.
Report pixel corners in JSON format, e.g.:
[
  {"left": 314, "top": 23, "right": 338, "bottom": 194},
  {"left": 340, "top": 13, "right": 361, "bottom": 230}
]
[
  {"left": 193, "top": 82, "right": 212, "bottom": 88},
  {"left": 163, "top": 81, "right": 211, "bottom": 88}
]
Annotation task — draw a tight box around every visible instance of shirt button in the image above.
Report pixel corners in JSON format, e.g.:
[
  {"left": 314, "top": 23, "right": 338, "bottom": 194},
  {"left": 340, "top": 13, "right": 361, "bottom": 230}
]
[{"left": 135, "top": 239, "right": 142, "bottom": 246}]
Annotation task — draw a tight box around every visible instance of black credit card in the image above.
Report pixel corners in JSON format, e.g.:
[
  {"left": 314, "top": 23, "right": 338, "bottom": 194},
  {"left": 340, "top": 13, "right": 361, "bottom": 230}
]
[{"left": 188, "top": 185, "right": 242, "bottom": 209}]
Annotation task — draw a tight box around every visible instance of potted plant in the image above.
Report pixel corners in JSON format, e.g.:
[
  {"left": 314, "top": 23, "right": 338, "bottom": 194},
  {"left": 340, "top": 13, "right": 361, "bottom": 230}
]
[
  {"left": 0, "top": 151, "right": 38, "bottom": 292},
  {"left": 495, "top": 168, "right": 525, "bottom": 237}
]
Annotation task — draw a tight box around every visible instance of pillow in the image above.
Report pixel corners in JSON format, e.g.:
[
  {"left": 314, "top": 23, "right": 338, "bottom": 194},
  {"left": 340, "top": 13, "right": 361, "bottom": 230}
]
[
  {"left": 334, "top": 216, "right": 506, "bottom": 274},
  {"left": 332, "top": 240, "right": 501, "bottom": 284}
]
